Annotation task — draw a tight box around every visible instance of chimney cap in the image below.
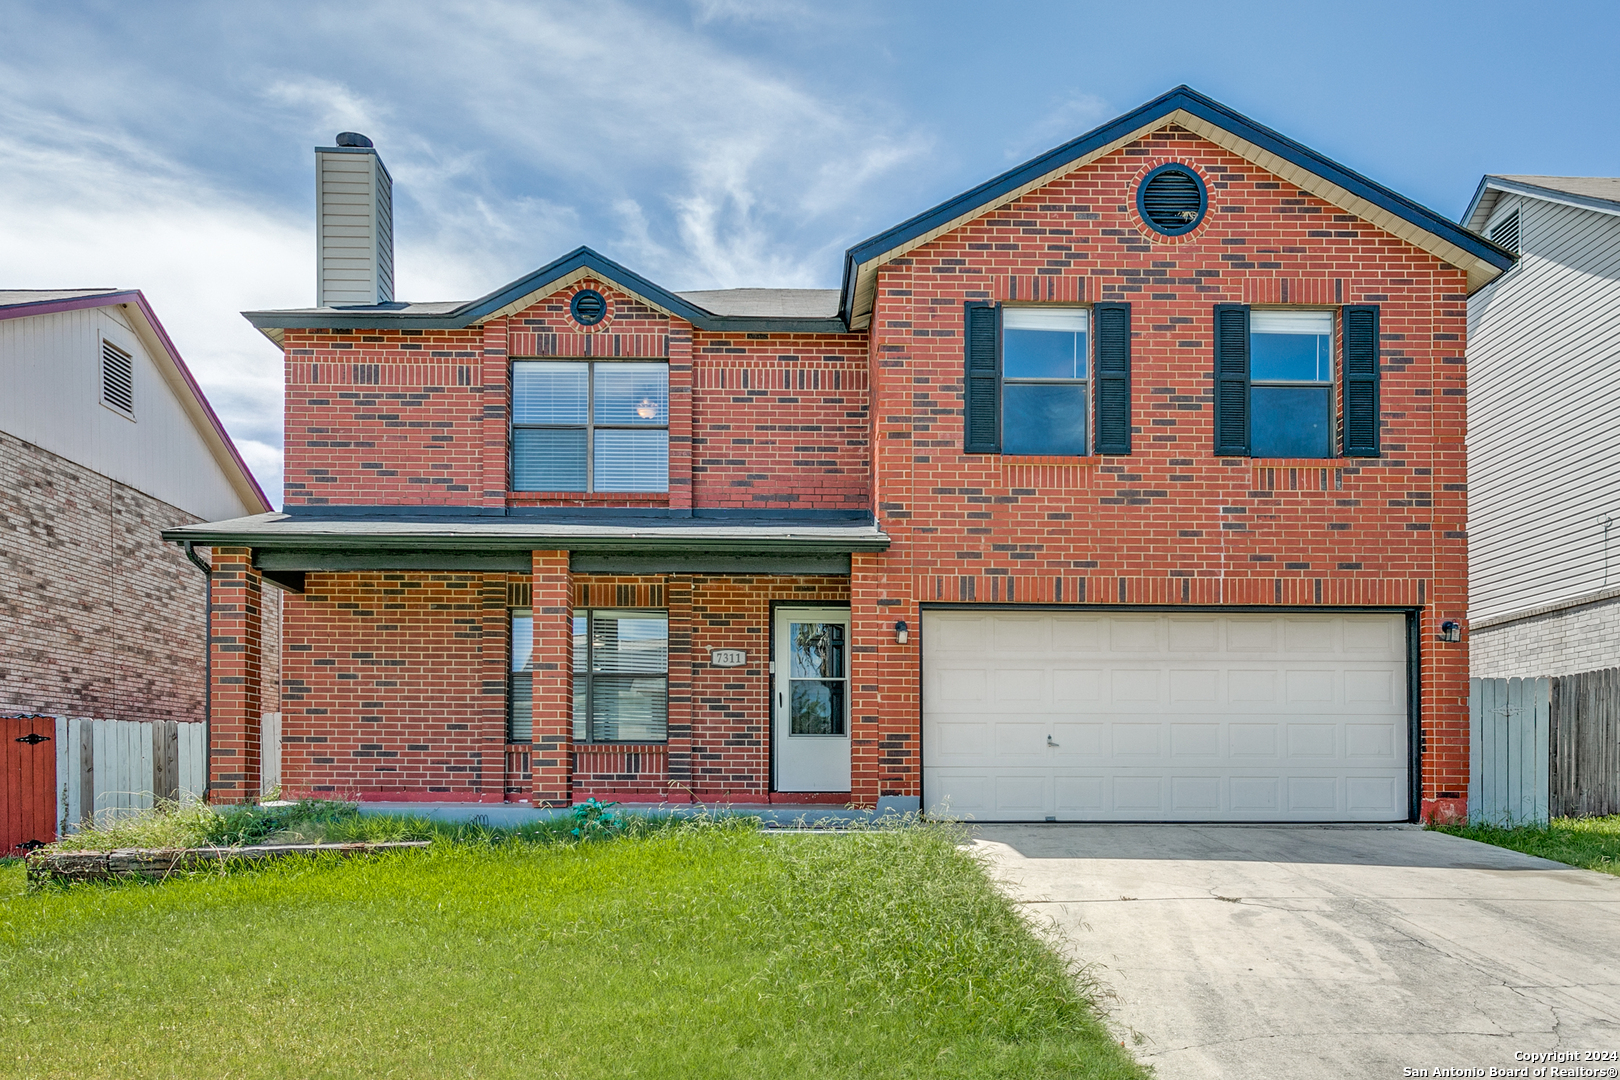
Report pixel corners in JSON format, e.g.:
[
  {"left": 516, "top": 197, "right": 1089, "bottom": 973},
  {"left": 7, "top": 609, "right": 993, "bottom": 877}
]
[{"left": 334, "top": 132, "right": 374, "bottom": 148}]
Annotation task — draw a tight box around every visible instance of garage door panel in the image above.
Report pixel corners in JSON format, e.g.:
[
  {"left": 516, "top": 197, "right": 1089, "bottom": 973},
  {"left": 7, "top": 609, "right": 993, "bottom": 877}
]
[
  {"left": 923, "top": 610, "right": 1408, "bottom": 822},
  {"left": 1110, "top": 669, "right": 1161, "bottom": 702},
  {"left": 994, "top": 722, "right": 1048, "bottom": 760},
  {"left": 1053, "top": 668, "right": 1102, "bottom": 701},
  {"left": 994, "top": 669, "right": 1046, "bottom": 703},
  {"left": 993, "top": 617, "right": 1050, "bottom": 653},
  {"left": 995, "top": 774, "right": 1050, "bottom": 815},
  {"left": 1170, "top": 668, "right": 1219, "bottom": 702}
]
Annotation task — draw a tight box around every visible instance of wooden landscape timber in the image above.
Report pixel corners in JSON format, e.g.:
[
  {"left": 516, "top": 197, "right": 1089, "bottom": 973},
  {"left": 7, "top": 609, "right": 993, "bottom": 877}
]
[{"left": 26, "top": 840, "right": 430, "bottom": 884}]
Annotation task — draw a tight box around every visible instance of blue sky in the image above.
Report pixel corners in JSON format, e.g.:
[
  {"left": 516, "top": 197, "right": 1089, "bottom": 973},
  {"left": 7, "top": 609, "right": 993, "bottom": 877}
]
[{"left": 2, "top": 0, "right": 1616, "bottom": 504}]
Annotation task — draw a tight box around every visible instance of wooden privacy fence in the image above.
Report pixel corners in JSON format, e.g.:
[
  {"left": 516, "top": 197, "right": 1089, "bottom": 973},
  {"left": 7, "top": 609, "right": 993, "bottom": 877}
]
[
  {"left": 1469, "top": 678, "right": 1550, "bottom": 825},
  {"left": 1551, "top": 668, "right": 1620, "bottom": 818},
  {"left": 1470, "top": 667, "right": 1620, "bottom": 824},
  {"left": 55, "top": 718, "right": 206, "bottom": 831}
]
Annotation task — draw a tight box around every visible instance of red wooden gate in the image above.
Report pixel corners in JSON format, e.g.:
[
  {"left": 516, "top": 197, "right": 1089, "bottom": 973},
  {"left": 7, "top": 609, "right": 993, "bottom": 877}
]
[{"left": 2, "top": 716, "right": 57, "bottom": 855}]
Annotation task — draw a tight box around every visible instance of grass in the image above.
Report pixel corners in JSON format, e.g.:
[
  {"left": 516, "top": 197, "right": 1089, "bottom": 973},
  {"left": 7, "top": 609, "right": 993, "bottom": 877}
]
[
  {"left": 0, "top": 813, "right": 1145, "bottom": 1079},
  {"left": 1432, "top": 814, "right": 1620, "bottom": 875}
]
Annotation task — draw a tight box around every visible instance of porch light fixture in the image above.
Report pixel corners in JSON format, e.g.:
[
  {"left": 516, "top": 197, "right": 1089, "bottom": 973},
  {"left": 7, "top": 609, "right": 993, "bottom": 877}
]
[
  {"left": 894, "top": 620, "right": 909, "bottom": 645},
  {"left": 1438, "top": 620, "right": 1462, "bottom": 643}
]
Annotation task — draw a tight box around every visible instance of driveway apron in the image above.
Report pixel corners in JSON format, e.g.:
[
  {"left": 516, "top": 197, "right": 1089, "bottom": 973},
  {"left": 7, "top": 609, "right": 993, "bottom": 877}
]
[{"left": 974, "top": 824, "right": 1620, "bottom": 1079}]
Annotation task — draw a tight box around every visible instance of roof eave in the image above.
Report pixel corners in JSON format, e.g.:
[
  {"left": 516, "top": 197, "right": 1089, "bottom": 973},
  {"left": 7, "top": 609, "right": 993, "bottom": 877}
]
[
  {"left": 161, "top": 523, "right": 891, "bottom": 555},
  {"left": 244, "top": 245, "right": 857, "bottom": 337}
]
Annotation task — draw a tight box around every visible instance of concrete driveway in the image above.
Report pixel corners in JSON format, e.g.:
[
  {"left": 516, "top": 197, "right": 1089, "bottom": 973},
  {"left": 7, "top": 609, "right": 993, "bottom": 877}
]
[{"left": 974, "top": 824, "right": 1620, "bottom": 1079}]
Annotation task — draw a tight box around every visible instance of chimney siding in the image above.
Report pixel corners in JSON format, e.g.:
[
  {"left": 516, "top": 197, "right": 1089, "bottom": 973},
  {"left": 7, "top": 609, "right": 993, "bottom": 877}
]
[{"left": 315, "top": 147, "right": 394, "bottom": 307}]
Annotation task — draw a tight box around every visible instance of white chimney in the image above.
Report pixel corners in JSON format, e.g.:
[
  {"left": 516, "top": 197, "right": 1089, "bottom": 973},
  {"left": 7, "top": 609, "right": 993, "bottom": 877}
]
[{"left": 315, "top": 132, "right": 394, "bottom": 307}]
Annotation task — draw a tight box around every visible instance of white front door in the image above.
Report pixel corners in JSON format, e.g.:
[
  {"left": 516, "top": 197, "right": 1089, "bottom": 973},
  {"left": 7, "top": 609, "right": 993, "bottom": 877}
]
[{"left": 773, "top": 607, "right": 852, "bottom": 793}]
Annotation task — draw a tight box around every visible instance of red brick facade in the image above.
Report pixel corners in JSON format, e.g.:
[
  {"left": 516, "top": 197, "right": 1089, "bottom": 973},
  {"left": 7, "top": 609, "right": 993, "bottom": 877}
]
[{"left": 240, "top": 112, "right": 1482, "bottom": 819}]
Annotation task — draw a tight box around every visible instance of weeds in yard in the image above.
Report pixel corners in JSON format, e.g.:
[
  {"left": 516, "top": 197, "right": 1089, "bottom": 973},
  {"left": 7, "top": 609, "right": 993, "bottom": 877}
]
[
  {"left": 1433, "top": 814, "right": 1620, "bottom": 875},
  {"left": 1, "top": 819, "right": 1147, "bottom": 1078}
]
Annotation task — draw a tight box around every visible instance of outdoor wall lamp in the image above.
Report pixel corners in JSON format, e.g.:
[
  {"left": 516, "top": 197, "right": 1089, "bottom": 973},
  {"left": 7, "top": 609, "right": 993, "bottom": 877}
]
[
  {"left": 894, "top": 620, "right": 909, "bottom": 645},
  {"left": 1438, "top": 620, "right": 1462, "bottom": 643}
]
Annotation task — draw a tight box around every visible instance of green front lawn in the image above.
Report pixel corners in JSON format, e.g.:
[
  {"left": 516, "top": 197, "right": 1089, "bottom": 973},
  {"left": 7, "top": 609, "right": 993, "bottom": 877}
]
[
  {"left": 1432, "top": 814, "right": 1620, "bottom": 875},
  {"left": 0, "top": 818, "right": 1144, "bottom": 1079}
]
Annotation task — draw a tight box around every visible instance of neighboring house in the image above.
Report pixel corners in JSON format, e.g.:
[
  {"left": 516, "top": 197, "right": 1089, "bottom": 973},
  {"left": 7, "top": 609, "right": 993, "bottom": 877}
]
[
  {"left": 1462, "top": 177, "right": 1620, "bottom": 677},
  {"left": 0, "top": 289, "right": 276, "bottom": 734},
  {"left": 169, "top": 88, "right": 1511, "bottom": 824}
]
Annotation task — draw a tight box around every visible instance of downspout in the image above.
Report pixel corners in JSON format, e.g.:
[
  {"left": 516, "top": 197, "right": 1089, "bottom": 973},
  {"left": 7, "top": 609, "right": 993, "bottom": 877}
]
[{"left": 182, "top": 541, "right": 212, "bottom": 802}]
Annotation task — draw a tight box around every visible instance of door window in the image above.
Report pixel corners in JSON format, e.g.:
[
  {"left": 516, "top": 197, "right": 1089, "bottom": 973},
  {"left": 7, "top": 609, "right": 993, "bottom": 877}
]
[{"left": 788, "top": 622, "right": 846, "bottom": 736}]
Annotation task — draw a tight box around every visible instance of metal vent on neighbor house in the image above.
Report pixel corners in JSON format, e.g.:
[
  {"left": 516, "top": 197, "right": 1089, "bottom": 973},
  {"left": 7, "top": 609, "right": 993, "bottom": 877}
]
[
  {"left": 101, "top": 340, "right": 133, "bottom": 416},
  {"left": 1137, "top": 164, "right": 1207, "bottom": 236},
  {"left": 571, "top": 289, "right": 607, "bottom": 326},
  {"left": 1489, "top": 209, "right": 1521, "bottom": 255}
]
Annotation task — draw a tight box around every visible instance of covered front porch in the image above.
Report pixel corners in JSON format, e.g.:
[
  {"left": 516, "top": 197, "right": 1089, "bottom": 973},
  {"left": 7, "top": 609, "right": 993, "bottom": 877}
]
[{"left": 163, "top": 511, "right": 898, "bottom": 810}]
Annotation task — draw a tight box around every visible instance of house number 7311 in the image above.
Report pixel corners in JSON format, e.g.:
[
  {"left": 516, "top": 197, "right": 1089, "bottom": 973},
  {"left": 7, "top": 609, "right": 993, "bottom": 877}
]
[{"left": 710, "top": 649, "right": 747, "bottom": 667}]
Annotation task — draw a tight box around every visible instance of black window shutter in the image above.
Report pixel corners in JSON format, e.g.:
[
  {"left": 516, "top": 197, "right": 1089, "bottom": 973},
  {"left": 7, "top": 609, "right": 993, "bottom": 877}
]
[
  {"left": 1213, "top": 304, "right": 1250, "bottom": 456},
  {"left": 1342, "top": 305, "right": 1380, "bottom": 457},
  {"left": 963, "top": 302, "right": 1001, "bottom": 453},
  {"left": 1093, "top": 303, "right": 1131, "bottom": 455}
]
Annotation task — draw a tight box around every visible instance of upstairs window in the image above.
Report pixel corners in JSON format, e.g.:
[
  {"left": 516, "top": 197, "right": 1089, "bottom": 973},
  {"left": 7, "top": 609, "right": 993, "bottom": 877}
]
[
  {"left": 101, "top": 339, "right": 134, "bottom": 418},
  {"left": 511, "top": 360, "right": 668, "bottom": 491},
  {"left": 573, "top": 610, "right": 668, "bottom": 743},
  {"left": 1249, "top": 311, "right": 1334, "bottom": 458},
  {"left": 1214, "top": 305, "right": 1378, "bottom": 460},
  {"left": 1002, "top": 308, "right": 1089, "bottom": 455}
]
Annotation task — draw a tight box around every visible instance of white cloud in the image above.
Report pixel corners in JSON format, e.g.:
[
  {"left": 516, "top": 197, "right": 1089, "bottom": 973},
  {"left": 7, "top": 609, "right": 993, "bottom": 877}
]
[{"left": 0, "top": 0, "right": 937, "bottom": 511}]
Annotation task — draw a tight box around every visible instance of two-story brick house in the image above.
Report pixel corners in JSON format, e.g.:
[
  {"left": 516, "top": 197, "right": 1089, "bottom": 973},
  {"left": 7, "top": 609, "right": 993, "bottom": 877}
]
[{"left": 169, "top": 88, "right": 1511, "bottom": 823}]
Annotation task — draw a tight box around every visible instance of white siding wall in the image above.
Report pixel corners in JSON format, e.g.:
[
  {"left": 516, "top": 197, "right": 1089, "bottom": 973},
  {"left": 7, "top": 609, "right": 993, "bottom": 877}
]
[
  {"left": 1468, "top": 196, "right": 1620, "bottom": 623},
  {"left": 316, "top": 149, "right": 393, "bottom": 306},
  {"left": 0, "top": 306, "right": 252, "bottom": 521}
]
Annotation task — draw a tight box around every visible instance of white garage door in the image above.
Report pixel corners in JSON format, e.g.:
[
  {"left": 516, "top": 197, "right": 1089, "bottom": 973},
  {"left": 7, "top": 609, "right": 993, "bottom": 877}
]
[{"left": 922, "top": 610, "right": 1409, "bottom": 822}]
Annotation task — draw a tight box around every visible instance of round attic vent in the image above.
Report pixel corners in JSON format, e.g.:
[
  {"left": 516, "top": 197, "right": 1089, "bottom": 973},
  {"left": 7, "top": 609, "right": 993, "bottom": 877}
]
[
  {"left": 571, "top": 289, "right": 608, "bottom": 326},
  {"left": 1137, "top": 164, "right": 1207, "bottom": 236}
]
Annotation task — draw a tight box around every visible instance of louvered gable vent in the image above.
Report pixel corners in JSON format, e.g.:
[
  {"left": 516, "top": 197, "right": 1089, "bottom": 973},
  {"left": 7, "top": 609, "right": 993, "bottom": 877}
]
[
  {"left": 101, "top": 340, "right": 133, "bottom": 416},
  {"left": 1138, "top": 165, "right": 1207, "bottom": 235},
  {"left": 1489, "top": 209, "right": 1521, "bottom": 255}
]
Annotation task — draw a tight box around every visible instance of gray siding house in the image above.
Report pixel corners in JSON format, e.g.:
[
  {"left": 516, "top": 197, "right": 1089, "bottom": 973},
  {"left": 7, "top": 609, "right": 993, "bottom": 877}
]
[{"left": 1464, "top": 177, "right": 1620, "bottom": 676}]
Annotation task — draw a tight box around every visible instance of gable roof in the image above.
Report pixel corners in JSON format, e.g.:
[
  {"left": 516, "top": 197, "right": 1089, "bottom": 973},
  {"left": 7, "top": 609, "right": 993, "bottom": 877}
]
[
  {"left": 246, "top": 86, "right": 1514, "bottom": 342},
  {"left": 0, "top": 289, "right": 271, "bottom": 514},
  {"left": 839, "top": 85, "right": 1514, "bottom": 326},
  {"left": 1463, "top": 175, "right": 1620, "bottom": 233},
  {"left": 244, "top": 247, "right": 851, "bottom": 344}
]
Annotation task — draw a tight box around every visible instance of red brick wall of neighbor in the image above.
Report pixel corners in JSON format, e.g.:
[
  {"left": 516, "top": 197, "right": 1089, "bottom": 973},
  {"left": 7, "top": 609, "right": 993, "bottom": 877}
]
[
  {"left": 277, "top": 571, "right": 509, "bottom": 802},
  {"left": 849, "top": 125, "right": 1469, "bottom": 817},
  {"left": 0, "top": 431, "right": 279, "bottom": 726}
]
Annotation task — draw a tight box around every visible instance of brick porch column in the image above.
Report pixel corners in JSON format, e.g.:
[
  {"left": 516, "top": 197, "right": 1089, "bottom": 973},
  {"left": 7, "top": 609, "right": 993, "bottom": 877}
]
[
  {"left": 530, "top": 550, "right": 573, "bottom": 805},
  {"left": 209, "top": 546, "right": 264, "bottom": 804},
  {"left": 665, "top": 575, "right": 694, "bottom": 800}
]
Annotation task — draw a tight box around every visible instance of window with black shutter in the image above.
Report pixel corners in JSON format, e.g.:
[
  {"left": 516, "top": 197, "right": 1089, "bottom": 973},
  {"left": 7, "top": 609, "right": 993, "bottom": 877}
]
[
  {"left": 1093, "top": 303, "right": 1132, "bottom": 455},
  {"left": 1213, "top": 305, "right": 1250, "bottom": 456},
  {"left": 1341, "top": 305, "right": 1381, "bottom": 457},
  {"left": 963, "top": 302, "right": 1001, "bottom": 453}
]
